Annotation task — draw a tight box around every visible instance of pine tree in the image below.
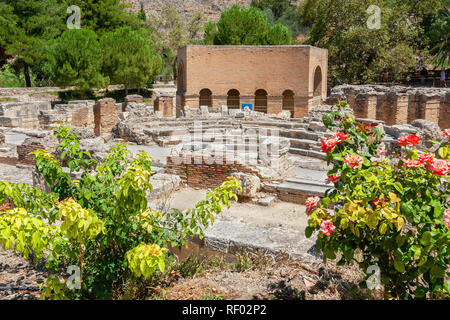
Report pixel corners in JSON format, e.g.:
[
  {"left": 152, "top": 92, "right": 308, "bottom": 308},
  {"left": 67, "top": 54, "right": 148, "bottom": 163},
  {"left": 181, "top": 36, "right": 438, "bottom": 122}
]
[
  {"left": 204, "top": 5, "right": 292, "bottom": 45},
  {"left": 1, "top": 0, "right": 66, "bottom": 87},
  {"left": 49, "top": 29, "right": 108, "bottom": 95},
  {"left": 101, "top": 27, "right": 162, "bottom": 95}
]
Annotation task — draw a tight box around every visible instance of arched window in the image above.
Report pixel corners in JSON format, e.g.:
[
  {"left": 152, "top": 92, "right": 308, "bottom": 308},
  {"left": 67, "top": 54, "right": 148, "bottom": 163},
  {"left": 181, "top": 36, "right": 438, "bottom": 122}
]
[
  {"left": 227, "top": 89, "right": 240, "bottom": 109},
  {"left": 282, "top": 90, "right": 294, "bottom": 117},
  {"left": 313, "top": 66, "right": 322, "bottom": 97},
  {"left": 254, "top": 89, "right": 268, "bottom": 113},
  {"left": 199, "top": 89, "right": 212, "bottom": 107}
]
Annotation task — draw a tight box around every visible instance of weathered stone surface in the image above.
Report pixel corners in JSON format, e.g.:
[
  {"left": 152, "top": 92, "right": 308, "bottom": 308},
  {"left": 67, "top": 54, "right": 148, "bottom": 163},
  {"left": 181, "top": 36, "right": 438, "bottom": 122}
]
[
  {"left": 411, "top": 119, "right": 444, "bottom": 148},
  {"left": 231, "top": 172, "right": 261, "bottom": 198},
  {"left": 69, "top": 126, "right": 96, "bottom": 140},
  {"left": 116, "top": 122, "right": 152, "bottom": 145},
  {"left": 257, "top": 195, "right": 276, "bottom": 207},
  {"left": 148, "top": 173, "right": 181, "bottom": 199}
]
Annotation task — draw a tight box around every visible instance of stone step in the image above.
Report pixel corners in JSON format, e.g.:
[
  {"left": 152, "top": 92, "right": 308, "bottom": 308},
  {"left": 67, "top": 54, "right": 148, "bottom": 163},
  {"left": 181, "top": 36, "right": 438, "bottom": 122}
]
[
  {"left": 285, "top": 177, "right": 329, "bottom": 188},
  {"left": 288, "top": 138, "right": 318, "bottom": 149},
  {"left": 280, "top": 129, "right": 320, "bottom": 141},
  {"left": 264, "top": 181, "right": 328, "bottom": 197},
  {"left": 289, "top": 148, "right": 327, "bottom": 160}
]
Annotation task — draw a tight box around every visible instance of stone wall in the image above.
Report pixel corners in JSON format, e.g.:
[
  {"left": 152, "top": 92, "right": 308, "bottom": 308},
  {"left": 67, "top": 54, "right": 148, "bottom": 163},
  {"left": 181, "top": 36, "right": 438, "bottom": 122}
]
[
  {"left": 0, "top": 101, "right": 51, "bottom": 130},
  {"left": 39, "top": 100, "right": 96, "bottom": 130},
  {"left": 327, "top": 85, "right": 450, "bottom": 129}
]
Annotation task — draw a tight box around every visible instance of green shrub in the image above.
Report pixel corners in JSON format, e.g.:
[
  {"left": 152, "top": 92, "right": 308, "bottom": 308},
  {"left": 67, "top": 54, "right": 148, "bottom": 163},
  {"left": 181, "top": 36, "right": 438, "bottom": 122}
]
[
  {"left": 305, "top": 102, "right": 450, "bottom": 299},
  {"left": 0, "top": 125, "right": 241, "bottom": 299}
]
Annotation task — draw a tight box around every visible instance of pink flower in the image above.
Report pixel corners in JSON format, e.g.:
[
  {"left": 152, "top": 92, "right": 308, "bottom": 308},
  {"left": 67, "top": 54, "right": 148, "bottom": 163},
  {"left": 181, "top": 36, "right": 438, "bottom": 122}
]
[
  {"left": 320, "top": 220, "right": 336, "bottom": 236},
  {"left": 444, "top": 129, "right": 450, "bottom": 138},
  {"left": 444, "top": 209, "right": 450, "bottom": 229},
  {"left": 418, "top": 153, "right": 434, "bottom": 164},
  {"left": 397, "top": 134, "right": 420, "bottom": 147},
  {"left": 305, "top": 196, "right": 320, "bottom": 214},
  {"left": 403, "top": 160, "right": 422, "bottom": 168},
  {"left": 344, "top": 154, "right": 363, "bottom": 168},
  {"left": 321, "top": 137, "right": 339, "bottom": 153},
  {"left": 426, "top": 159, "right": 449, "bottom": 176},
  {"left": 326, "top": 174, "right": 340, "bottom": 184}
]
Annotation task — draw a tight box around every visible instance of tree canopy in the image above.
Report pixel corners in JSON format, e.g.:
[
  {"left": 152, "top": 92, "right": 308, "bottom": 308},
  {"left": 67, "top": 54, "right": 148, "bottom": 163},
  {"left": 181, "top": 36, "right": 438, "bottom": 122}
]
[
  {"left": 204, "top": 5, "right": 292, "bottom": 45},
  {"left": 101, "top": 27, "right": 162, "bottom": 94},
  {"left": 1, "top": 0, "right": 67, "bottom": 87},
  {"left": 48, "top": 29, "right": 108, "bottom": 93}
]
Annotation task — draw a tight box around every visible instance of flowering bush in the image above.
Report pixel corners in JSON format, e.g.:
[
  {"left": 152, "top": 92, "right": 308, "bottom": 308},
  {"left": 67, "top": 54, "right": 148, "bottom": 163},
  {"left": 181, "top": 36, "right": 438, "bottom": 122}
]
[{"left": 305, "top": 102, "right": 450, "bottom": 299}]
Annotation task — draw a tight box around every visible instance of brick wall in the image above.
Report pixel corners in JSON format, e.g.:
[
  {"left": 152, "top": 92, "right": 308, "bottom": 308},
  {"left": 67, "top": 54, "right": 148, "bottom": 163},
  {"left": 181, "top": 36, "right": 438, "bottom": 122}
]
[
  {"left": 167, "top": 153, "right": 265, "bottom": 189},
  {"left": 17, "top": 139, "right": 45, "bottom": 165},
  {"left": 94, "top": 98, "right": 118, "bottom": 136},
  {"left": 177, "top": 45, "right": 328, "bottom": 117}
]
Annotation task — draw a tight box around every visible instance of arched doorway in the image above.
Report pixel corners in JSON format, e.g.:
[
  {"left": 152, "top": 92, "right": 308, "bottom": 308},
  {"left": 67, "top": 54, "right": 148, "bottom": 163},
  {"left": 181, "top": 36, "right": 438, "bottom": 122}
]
[
  {"left": 227, "top": 89, "right": 240, "bottom": 109},
  {"left": 254, "top": 89, "right": 268, "bottom": 113},
  {"left": 313, "top": 66, "right": 322, "bottom": 98},
  {"left": 199, "top": 88, "right": 212, "bottom": 107},
  {"left": 282, "top": 90, "right": 294, "bottom": 117}
]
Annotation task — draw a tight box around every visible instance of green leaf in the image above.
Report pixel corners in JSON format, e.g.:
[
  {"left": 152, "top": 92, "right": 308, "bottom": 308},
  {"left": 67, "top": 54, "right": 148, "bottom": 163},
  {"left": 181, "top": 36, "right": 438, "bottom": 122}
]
[
  {"left": 393, "top": 182, "right": 404, "bottom": 194},
  {"left": 420, "top": 231, "right": 431, "bottom": 246},
  {"left": 305, "top": 226, "right": 314, "bottom": 238},
  {"left": 430, "top": 265, "right": 445, "bottom": 278},
  {"left": 394, "top": 259, "right": 405, "bottom": 273}
]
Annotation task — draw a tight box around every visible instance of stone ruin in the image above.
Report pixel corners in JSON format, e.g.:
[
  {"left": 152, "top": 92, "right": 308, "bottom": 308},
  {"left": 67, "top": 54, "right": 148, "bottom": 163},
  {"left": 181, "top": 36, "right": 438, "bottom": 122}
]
[
  {"left": 0, "top": 86, "right": 448, "bottom": 206},
  {"left": 327, "top": 85, "right": 450, "bottom": 129}
]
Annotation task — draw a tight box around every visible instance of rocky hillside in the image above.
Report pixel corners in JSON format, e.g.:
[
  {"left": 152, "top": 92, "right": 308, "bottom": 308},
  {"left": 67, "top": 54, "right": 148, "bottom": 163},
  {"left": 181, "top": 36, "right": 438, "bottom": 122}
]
[{"left": 123, "top": 0, "right": 251, "bottom": 21}]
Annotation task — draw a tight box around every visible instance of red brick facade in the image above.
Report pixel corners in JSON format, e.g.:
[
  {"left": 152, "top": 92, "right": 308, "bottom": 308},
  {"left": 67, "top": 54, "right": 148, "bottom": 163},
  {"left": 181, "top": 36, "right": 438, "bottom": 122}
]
[{"left": 177, "top": 45, "right": 328, "bottom": 118}]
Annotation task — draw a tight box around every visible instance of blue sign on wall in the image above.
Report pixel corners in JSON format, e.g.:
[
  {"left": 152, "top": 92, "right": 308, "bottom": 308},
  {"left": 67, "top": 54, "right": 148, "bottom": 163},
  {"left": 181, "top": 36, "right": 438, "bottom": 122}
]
[{"left": 241, "top": 104, "right": 253, "bottom": 111}]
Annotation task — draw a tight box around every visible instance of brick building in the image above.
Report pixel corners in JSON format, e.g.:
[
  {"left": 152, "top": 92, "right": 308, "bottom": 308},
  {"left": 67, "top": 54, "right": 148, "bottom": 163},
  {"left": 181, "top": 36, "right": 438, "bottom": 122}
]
[{"left": 176, "top": 45, "right": 328, "bottom": 118}]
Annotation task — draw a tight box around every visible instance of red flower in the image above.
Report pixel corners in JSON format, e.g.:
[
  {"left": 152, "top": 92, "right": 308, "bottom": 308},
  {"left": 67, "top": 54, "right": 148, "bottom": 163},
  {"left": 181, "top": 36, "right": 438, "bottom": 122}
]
[
  {"left": 403, "top": 160, "right": 422, "bottom": 168},
  {"left": 320, "top": 220, "right": 336, "bottom": 236},
  {"left": 305, "top": 196, "right": 320, "bottom": 214},
  {"left": 333, "top": 132, "right": 349, "bottom": 143},
  {"left": 326, "top": 174, "right": 340, "bottom": 184},
  {"left": 444, "top": 129, "right": 450, "bottom": 138},
  {"left": 426, "top": 159, "right": 449, "bottom": 176},
  {"left": 397, "top": 134, "right": 420, "bottom": 147},
  {"left": 418, "top": 153, "right": 434, "bottom": 164},
  {"left": 321, "top": 137, "right": 339, "bottom": 153},
  {"left": 372, "top": 197, "right": 388, "bottom": 210},
  {"left": 344, "top": 154, "right": 363, "bottom": 168}
]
